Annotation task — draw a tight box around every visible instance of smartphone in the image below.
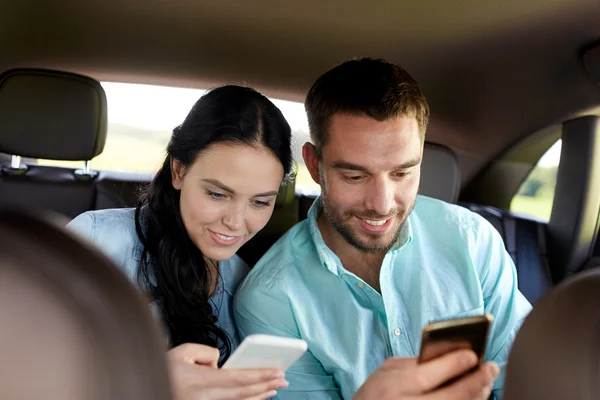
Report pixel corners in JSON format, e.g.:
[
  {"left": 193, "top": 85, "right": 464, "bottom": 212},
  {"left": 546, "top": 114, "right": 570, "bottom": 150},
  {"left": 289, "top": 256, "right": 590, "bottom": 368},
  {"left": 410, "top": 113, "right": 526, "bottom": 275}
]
[
  {"left": 418, "top": 314, "right": 493, "bottom": 386},
  {"left": 222, "top": 334, "right": 308, "bottom": 371}
]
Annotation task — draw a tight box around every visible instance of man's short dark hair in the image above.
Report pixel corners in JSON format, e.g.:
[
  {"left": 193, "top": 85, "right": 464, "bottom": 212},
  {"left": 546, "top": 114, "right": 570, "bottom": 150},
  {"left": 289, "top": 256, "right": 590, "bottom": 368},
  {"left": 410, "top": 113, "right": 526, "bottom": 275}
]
[{"left": 305, "top": 58, "right": 430, "bottom": 156}]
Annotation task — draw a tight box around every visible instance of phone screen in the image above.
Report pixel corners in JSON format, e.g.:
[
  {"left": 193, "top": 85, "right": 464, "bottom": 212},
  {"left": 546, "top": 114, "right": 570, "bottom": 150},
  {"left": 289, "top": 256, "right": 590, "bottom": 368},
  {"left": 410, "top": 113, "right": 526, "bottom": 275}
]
[
  {"left": 419, "top": 319, "right": 490, "bottom": 363},
  {"left": 418, "top": 315, "right": 493, "bottom": 387}
]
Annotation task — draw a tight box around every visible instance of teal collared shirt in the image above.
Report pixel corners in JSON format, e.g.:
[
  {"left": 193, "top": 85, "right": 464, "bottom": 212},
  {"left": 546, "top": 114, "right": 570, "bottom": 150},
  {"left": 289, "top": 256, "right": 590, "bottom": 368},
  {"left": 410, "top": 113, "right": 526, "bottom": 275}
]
[{"left": 234, "top": 195, "right": 531, "bottom": 400}]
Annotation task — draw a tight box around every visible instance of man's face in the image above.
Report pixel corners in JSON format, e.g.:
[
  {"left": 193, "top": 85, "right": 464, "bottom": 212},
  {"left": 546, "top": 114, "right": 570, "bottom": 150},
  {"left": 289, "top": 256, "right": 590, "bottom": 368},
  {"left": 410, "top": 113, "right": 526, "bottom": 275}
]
[{"left": 306, "top": 113, "right": 422, "bottom": 253}]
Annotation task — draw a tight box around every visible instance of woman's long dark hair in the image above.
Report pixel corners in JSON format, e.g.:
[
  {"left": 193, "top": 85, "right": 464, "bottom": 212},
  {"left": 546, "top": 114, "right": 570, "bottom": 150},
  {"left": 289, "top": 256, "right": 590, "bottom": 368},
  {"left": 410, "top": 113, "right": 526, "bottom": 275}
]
[{"left": 134, "top": 86, "right": 292, "bottom": 362}]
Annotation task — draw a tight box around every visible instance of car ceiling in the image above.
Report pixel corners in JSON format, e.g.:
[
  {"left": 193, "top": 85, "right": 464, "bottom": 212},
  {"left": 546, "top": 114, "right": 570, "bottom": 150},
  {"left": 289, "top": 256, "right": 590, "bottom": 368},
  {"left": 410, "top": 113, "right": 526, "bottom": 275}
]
[{"left": 2, "top": 0, "right": 600, "bottom": 166}]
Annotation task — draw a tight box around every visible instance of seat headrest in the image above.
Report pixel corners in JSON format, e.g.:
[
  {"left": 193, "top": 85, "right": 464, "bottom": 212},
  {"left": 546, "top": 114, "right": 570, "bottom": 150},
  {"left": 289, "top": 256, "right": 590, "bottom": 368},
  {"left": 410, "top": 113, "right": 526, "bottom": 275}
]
[
  {"left": 0, "top": 209, "right": 171, "bottom": 399},
  {"left": 503, "top": 268, "right": 600, "bottom": 400},
  {"left": 275, "top": 162, "right": 298, "bottom": 207},
  {"left": 419, "top": 143, "right": 460, "bottom": 203},
  {"left": 0, "top": 69, "right": 107, "bottom": 161}
]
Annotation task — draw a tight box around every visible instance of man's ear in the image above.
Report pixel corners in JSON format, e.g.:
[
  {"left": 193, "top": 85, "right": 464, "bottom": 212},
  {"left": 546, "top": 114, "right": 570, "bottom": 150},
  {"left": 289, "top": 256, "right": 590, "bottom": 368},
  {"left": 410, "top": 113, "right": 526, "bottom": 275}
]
[
  {"left": 302, "top": 142, "right": 321, "bottom": 185},
  {"left": 170, "top": 156, "right": 186, "bottom": 190}
]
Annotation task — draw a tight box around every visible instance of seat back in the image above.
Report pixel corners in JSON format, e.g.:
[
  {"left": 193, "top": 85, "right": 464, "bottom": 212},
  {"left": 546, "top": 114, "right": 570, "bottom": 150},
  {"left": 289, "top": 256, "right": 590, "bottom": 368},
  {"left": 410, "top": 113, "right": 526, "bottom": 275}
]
[
  {"left": 0, "top": 68, "right": 108, "bottom": 219},
  {"left": 419, "top": 143, "right": 460, "bottom": 203},
  {"left": 503, "top": 268, "right": 600, "bottom": 400},
  {"left": 94, "top": 170, "right": 153, "bottom": 209},
  {"left": 461, "top": 203, "right": 553, "bottom": 304},
  {"left": 0, "top": 209, "right": 171, "bottom": 400}
]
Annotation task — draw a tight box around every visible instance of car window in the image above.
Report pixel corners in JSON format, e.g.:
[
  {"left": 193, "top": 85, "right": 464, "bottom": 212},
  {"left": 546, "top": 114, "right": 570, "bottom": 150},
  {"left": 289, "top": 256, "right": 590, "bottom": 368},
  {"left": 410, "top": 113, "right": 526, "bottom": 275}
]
[
  {"left": 510, "top": 139, "right": 562, "bottom": 221},
  {"left": 36, "top": 82, "right": 321, "bottom": 194}
]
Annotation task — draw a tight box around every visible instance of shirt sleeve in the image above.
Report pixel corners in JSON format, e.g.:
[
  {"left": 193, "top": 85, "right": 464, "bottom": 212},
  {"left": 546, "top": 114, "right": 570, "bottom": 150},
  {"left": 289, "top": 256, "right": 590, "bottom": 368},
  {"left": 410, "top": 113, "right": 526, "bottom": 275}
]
[
  {"left": 472, "top": 217, "right": 533, "bottom": 400},
  {"left": 234, "top": 277, "right": 343, "bottom": 400},
  {"left": 65, "top": 211, "right": 96, "bottom": 242}
]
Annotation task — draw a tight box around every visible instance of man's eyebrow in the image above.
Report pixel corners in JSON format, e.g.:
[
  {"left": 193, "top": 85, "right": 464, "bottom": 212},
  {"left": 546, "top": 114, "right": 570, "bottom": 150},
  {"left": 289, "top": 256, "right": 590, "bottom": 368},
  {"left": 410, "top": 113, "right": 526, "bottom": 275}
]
[
  {"left": 332, "top": 157, "right": 422, "bottom": 173},
  {"left": 331, "top": 162, "right": 370, "bottom": 173},
  {"left": 396, "top": 157, "right": 422, "bottom": 169},
  {"left": 202, "top": 179, "right": 279, "bottom": 197}
]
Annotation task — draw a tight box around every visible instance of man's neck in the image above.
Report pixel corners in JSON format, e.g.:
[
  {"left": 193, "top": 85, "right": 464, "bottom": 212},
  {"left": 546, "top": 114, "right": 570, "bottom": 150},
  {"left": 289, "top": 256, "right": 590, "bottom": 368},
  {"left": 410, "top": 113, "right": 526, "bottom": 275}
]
[{"left": 317, "top": 213, "right": 386, "bottom": 293}]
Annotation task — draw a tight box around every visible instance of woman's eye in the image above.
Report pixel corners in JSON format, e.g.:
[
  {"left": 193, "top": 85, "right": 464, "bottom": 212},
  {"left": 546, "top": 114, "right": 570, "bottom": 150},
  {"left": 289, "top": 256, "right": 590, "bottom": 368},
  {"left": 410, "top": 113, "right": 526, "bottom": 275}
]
[
  {"left": 252, "top": 200, "right": 271, "bottom": 208},
  {"left": 207, "top": 190, "right": 227, "bottom": 200}
]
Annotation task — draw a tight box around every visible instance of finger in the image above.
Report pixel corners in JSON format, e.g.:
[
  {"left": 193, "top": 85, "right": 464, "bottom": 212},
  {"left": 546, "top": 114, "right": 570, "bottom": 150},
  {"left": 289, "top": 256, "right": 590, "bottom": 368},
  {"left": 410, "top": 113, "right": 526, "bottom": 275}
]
[
  {"left": 379, "top": 356, "right": 418, "bottom": 371},
  {"left": 412, "top": 350, "right": 479, "bottom": 392},
  {"left": 429, "top": 362, "right": 499, "bottom": 400},
  {"left": 222, "top": 378, "right": 289, "bottom": 400},
  {"left": 170, "top": 343, "right": 220, "bottom": 367},
  {"left": 243, "top": 390, "right": 279, "bottom": 400},
  {"left": 473, "top": 384, "right": 493, "bottom": 400},
  {"left": 183, "top": 344, "right": 220, "bottom": 367},
  {"left": 212, "top": 368, "right": 285, "bottom": 387}
]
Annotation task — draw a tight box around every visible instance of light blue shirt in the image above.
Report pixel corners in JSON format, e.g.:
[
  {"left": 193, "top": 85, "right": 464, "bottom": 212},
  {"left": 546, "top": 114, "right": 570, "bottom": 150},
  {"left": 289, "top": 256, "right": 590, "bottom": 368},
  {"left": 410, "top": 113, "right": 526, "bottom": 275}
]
[
  {"left": 67, "top": 207, "right": 250, "bottom": 350},
  {"left": 234, "top": 195, "right": 532, "bottom": 400}
]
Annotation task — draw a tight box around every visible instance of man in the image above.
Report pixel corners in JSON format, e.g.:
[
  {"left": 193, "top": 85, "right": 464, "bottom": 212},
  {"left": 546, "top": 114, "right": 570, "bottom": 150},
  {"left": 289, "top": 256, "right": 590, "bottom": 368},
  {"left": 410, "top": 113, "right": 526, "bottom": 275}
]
[{"left": 234, "top": 58, "right": 531, "bottom": 399}]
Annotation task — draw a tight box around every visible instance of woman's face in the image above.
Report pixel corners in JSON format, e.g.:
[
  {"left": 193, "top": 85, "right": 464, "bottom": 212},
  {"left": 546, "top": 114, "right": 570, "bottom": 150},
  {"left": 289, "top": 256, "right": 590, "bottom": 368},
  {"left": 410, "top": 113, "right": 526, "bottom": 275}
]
[{"left": 171, "top": 143, "right": 285, "bottom": 261}]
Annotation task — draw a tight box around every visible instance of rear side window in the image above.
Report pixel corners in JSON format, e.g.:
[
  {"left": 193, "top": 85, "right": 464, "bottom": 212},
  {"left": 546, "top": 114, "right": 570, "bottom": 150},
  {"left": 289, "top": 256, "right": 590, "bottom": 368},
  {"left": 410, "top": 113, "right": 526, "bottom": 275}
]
[
  {"left": 510, "top": 139, "right": 562, "bottom": 221},
  {"left": 35, "top": 82, "right": 321, "bottom": 194}
]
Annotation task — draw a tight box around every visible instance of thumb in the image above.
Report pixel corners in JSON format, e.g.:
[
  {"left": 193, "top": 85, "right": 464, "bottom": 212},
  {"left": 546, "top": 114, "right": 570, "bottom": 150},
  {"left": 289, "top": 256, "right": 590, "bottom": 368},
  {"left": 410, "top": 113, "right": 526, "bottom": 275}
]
[{"left": 168, "top": 343, "right": 220, "bottom": 368}]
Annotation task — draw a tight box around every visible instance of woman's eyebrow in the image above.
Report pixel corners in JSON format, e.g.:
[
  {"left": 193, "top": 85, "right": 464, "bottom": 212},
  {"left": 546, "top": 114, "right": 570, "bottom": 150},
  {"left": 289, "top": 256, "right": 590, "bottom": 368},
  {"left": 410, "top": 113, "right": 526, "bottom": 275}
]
[
  {"left": 202, "top": 178, "right": 279, "bottom": 197},
  {"left": 202, "top": 178, "right": 235, "bottom": 194}
]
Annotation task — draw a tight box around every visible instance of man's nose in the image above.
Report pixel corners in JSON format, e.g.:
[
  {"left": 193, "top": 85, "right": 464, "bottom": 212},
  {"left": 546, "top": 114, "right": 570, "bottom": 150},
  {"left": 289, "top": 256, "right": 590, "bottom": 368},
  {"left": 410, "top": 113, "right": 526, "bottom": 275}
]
[{"left": 364, "top": 178, "right": 394, "bottom": 217}]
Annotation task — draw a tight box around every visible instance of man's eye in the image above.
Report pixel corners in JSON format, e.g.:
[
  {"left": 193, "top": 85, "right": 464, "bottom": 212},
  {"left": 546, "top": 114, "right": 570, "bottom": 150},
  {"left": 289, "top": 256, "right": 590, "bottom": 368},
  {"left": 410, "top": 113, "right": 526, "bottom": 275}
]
[{"left": 344, "top": 175, "right": 365, "bottom": 182}]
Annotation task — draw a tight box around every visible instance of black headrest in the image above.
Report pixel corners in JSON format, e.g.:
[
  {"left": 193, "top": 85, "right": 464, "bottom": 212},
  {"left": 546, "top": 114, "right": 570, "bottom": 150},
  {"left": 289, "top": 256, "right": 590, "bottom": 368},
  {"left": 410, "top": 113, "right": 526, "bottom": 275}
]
[
  {"left": 0, "top": 69, "right": 107, "bottom": 161},
  {"left": 503, "top": 268, "right": 600, "bottom": 400},
  {"left": 420, "top": 143, "right": 460, "bottom": 203}
]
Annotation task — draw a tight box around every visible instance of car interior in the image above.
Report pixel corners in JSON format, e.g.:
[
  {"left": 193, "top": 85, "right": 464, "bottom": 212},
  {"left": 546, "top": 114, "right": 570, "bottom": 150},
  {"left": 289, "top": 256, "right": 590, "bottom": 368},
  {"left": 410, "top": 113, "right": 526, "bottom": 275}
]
[{"left": 1, "top": 0, "right": 600, "bottom": 397}]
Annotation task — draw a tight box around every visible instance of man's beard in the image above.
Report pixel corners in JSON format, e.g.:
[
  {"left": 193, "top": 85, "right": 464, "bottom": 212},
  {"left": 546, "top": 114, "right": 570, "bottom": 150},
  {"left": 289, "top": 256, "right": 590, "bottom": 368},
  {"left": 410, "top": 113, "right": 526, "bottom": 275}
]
[{"left": 319, "top": 181, "right": 415, "bottom": 254}]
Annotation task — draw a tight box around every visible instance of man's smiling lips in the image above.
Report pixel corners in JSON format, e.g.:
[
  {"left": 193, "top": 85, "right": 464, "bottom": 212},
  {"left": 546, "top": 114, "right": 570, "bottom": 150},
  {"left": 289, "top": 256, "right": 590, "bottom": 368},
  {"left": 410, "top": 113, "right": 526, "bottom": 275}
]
[{"left": 355, "top": 216, "right": 393, "bottom": 234}]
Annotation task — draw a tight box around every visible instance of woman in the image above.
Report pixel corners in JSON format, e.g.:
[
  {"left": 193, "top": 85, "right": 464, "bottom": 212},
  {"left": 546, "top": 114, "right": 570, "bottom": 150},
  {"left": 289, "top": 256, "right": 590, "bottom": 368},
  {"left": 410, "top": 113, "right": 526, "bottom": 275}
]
[{"left": 68, "top": 85, "right": 292, "bottom": 400}]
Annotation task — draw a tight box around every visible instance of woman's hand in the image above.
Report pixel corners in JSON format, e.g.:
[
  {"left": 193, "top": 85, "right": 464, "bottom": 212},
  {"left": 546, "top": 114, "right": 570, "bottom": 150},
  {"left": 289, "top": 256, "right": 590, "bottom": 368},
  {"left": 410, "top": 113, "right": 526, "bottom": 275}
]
[{"left": 167, "top": 343, "right": 288, "bottom": 400}]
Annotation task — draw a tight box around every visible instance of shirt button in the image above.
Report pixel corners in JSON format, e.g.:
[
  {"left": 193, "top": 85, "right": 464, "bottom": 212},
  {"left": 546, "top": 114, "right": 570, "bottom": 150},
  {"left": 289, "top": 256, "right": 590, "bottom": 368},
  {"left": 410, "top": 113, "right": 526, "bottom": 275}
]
[
  {"left": 357, "top": 282, "right": 365, "bottom": 289},
  {"left": 393, "top": 328, "right": 401, "bottom": 336}
]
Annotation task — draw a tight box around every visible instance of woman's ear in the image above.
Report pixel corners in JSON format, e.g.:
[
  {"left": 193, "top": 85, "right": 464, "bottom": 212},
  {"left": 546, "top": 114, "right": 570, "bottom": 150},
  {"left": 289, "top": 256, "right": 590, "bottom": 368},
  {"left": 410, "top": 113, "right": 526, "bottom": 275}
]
[
  {"left": 170, "top": 156, "right": 186, "bottom": 190},
  {"left": 302, "top": 142, "right": 321, "bottom": 185}
]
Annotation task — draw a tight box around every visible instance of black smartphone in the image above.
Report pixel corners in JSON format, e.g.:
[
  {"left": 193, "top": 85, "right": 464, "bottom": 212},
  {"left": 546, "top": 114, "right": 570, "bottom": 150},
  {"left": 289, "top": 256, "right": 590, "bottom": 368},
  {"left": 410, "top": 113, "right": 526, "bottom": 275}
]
[{"left": 418, "top": 314, "right": 493, "bottom": 387}]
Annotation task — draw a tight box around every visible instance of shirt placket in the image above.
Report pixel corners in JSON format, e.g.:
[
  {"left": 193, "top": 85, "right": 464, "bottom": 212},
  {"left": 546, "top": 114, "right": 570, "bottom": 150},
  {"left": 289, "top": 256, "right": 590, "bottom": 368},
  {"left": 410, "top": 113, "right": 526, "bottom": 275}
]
[
  {"left": 343, "top": 272, "right": 394, "bottom": 358},
  {"left": 380, "top": 251, "right": 415, "bottom": 356}
]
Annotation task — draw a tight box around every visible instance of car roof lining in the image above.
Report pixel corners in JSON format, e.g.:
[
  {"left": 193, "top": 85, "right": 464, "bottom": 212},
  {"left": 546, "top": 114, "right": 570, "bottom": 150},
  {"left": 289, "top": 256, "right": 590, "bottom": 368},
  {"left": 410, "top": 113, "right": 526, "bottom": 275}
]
[{"left": 2, "top": 0, "right": 600, "bottom": 177}]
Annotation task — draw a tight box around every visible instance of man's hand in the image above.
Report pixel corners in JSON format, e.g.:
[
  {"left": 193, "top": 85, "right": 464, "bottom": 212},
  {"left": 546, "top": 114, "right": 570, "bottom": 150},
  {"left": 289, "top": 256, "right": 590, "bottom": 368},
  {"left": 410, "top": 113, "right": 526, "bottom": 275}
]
[{"left": 354, "top": 350, "right": 499, "bottom": 400}]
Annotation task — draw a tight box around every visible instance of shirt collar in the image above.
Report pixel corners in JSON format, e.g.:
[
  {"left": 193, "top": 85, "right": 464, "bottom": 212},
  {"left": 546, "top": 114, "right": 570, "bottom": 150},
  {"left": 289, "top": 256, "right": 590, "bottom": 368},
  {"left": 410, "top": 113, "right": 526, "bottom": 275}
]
[{"left": 306, "top": 196, "right": 413, "bottom": 276}]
